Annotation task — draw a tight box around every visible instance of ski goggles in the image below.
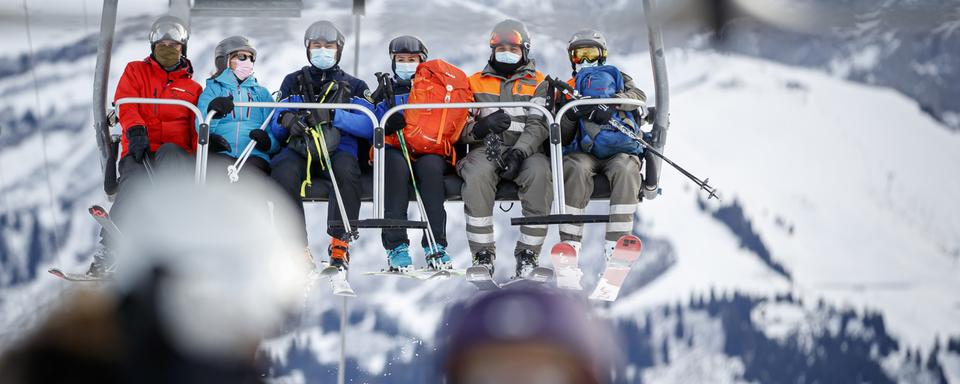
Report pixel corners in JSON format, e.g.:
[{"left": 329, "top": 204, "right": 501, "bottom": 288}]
[
  {"left": 569, "top": 46, "right": 603, "bottom": 64},
  {"left": 149, "top": 22, "right": 188, "bottom": 45},
  {"left": 489, "top": 30, "right": 525, "bottom": 47},
  {"left": 232, "top": 53, "right": 256, "bottom": 62}
]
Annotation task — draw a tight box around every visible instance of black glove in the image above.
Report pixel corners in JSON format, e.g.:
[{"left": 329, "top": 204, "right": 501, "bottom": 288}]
[
  {"left": 208, "top": 96, "right": 234, "bottom": 119},
  {"left": 370, "top": 77, "right": 388, "bottom": 104},
  {"left": 498, "top": 149, "right": 525, "bottom": 181},
  {"left": 384, "top": 113, "right": 406, "bottom": 135},
  {"left": 208, "top": 133, "right": 231, "bottom": 153},
  {"left": 125, "top": 125, "right": 150, "bottom": 163},
  {"left": 587, "top": 104, "right": 614, "bottom": 124},
  {"left": 472, "top": 109, "right": 512, "bottom": 138},
  {"left": 302, "top": 111, "right": 319, "bottom": 129},
  {"left": 278, "top": 110, "right": 305, "bottom": 136},
  {"left": 568, "top": 104, "right": 593, "bottom": 120},
  {"left": 249, "top": 129, "right": 271, "bottom": 152}
]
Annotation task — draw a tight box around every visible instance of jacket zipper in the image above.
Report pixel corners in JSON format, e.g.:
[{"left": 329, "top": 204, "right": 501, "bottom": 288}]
[{"left": 235, "top": 86, "right": 242, "bottom": 155}]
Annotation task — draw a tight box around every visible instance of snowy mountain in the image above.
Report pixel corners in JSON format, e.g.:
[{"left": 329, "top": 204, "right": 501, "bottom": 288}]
[{"left": 2, "top": 0, "right": 959, "bottom": 382}]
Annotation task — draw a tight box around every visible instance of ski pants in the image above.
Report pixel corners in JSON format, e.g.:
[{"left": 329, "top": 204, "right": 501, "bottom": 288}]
[
  {"left": 382, "top": 148, "right": 450, "bottom": 251},
  {"left": 269, "top": 147, "right": 362, "bottom": 248},
  {"left": 561, "top": 152, "right": 641, "bottom": 243},
  {"left": 456, "top": 148, "right": 553, "bottom": 256},
  {"left": 208, "top": 152, "right": 270, "bottom": 178},
  {"left": 103, "top": 143, "right": 192, "bottom": 243}
]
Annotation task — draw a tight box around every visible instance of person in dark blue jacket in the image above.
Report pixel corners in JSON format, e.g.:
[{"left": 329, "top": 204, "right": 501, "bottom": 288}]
[
  {"left": 269, "top": 20, "right": 371, "bottom": 271},
  {"left": 361, "top": 36, "right": 453, "bottom": 272},
  {"left": 200, "top": 36, "right": 279, "bottom": 176}
]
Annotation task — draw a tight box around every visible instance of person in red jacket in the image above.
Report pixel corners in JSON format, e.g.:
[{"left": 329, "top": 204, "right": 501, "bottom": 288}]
[{"left": 86, "top": 15, "right": 202, "bottom": 277}]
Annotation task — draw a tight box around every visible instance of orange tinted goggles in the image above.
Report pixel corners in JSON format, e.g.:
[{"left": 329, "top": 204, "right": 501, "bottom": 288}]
[
  {"left": 569, "top": 46, "right": 602, "bottom": 64},
  {"left": 490, "top": 30, "right": 524, "bottom": 47}
]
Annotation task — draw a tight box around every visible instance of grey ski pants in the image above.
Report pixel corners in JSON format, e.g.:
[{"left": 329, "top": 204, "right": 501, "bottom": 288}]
[
  {"left": 457, "top": 149, "right": 553, "bottom": 256},
  {"left": 561, "top": 152, "right": 641, "bottom": 243}
]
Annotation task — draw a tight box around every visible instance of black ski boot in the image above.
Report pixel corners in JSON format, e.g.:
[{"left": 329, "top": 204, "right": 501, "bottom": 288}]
[
  {"left": 472, "top": 249, "right": 496, "bottom": 276},
  {"left": 85, "top": 245, "right": 116, "bottom": 278},
  {"left": 515, "top": 249, "right": 538, "bottom": 278}
]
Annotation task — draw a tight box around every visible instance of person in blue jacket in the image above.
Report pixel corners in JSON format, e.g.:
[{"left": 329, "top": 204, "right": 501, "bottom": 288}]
[
  {"left": 269, "top": 20, "right": 372, "bottom": 271},
  {"left": 200, "top": 36, "right": 279, "bottom": 176},
  {"left": 362, "top": 35, "right": 453, "bottom": 272}
]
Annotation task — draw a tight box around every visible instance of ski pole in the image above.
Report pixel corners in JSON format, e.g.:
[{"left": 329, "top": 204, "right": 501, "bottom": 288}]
[
  {"left": 548, "top": 76, "right": 720, "bottom": 200},
  {"left": 377, "top": 72, "right": 441, "bottom": 262},
  {"left": 227, "top": 108, "right": 276, "bottom": 183}
]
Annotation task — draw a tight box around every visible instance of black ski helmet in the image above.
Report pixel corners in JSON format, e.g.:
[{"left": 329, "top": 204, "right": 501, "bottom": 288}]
[
  {"left": 149, "top": 15, "right": 189, "bottom": 55},
  {"left": 388, "top": 35, "right": 428, "bottom": 62},
  {"left": 303, "top": 20, "right": 345, "bottom": 64},
  {"left": 489, "top": 19, "right": 531, "bottom": 60},
  {"left": 213, "top": 36, "right": 256, "bottom": 78},
  {"left": 567, "top": 29, "right": 608, "bottom": 71}
]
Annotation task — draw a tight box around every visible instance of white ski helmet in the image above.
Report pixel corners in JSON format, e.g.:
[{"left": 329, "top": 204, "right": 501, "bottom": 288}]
[{"left": 149, "top": 15, "right": 190, "bottom": 54}]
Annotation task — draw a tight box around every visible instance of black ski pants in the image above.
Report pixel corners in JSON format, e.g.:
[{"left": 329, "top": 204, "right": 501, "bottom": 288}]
[
  {"left": 270, "top": 147, "right": 362, "bottom": 247},
  {"left": 381, "top": 148, "right": 450, "bottom": 251},
  {"left": 102, "top": 143, "right": 192, "bottom": 244}
]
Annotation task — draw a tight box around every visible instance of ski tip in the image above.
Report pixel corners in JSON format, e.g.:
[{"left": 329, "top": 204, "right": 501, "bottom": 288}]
[
  {"left": 617, "top": 235, "right": 643, "bottom": 251},
  {"left": 48, "top": 268, "right": 65, "bottom": 278}
]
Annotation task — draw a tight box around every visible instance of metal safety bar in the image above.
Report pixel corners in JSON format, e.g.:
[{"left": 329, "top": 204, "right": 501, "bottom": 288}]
[
  {"left": 113, "top": 98, "right": 213, "bottom": 185},
  {"left": 379, "top": 101, "right": 559, "bottom": 220}
]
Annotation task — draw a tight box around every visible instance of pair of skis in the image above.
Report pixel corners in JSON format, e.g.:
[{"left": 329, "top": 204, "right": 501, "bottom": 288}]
[
  {"left": 48, "top": 205, "right": 120, "bottom": 282},
  {"left": 463, "top": 235, "right": 643, "bottom": 302},
  {"left": 554, "top": 235, "right": 643, "bottom": 301}
]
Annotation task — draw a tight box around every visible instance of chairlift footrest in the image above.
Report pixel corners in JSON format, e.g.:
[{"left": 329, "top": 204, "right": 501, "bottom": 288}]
[
  {"left": 510, "top": 214, "right": 610, "bottom": 226},
  {"left": 329, "top": 219, "right": 428, "bottom": 229}
]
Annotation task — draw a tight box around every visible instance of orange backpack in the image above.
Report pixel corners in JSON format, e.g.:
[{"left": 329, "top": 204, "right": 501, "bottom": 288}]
[{"left": 386, "top": 59, "right": 473, "bottom": 162}]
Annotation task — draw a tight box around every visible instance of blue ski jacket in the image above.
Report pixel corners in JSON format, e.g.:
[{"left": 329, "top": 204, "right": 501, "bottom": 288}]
[
  {"left": 197, "top": 70, "right": 279, "bottom": 161},
  {"left": 269, "top": 65, "right": 372, "bottom": 158}
]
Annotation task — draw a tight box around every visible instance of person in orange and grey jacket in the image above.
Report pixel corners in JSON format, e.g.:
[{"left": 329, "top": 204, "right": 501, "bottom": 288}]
[
  {"left": 85, "top": 15, "right": 201, "bottom": 278},
  {"left": 457, "top": 19, "right": 552, "bottom": 279}
]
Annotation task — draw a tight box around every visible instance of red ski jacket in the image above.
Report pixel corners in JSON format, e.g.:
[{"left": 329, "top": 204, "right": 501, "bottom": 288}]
[{"left": 114, "top": 56, "right": 202, "bottom": 158}]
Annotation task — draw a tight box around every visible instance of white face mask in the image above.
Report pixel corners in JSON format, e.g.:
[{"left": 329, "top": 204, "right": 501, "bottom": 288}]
[
  {"left": 494, "top": 51, "right": 521, "bottom": 64},
  {"left": 576, "top": 60, "right": 599, "bottom": 71},
  {"left": 310, "top": 47, "right": 338, "bottom": 70},
  {"left": 232, "top": 58, "right": 254, "bottom": 81},
  {"left": 394, "top": 62, "right": 418, "bottom": 81}
]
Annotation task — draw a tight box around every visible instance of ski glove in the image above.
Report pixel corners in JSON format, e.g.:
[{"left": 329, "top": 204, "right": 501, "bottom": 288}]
[
  {"left": 472, "top": 109, "right": 512, "bottom": 139},
  {"left": 384, "top": 112, "right": 406, "bottom": 135},
  {"left": 126, "top": 125, "right": 150, "bottom": 163},
  {"left": 498, "top": 149, "right": 525, "bottom": 181},
  {"left": 249, "top": 129, "right": 271, "bottom": 152},
  {"left": 588, "top": 104, "right": 614, "bottom": 124},
  {"left": 208, "top": 96, "right": 234, "bottom": 119},
  {"left": 278, "top": 110, "right": 305, "bottom": 136},
  {"left": 208, "top": 133, "right": 232, "bottom": 153}
]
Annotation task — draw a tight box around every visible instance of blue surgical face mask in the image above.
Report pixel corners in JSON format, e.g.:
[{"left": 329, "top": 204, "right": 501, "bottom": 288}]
[
  {"left": 494, "top": 51, "right": 521, "bottom": 64},
  {"left": 394, "top": 62, "right": 418, "bottom": 81},
  {"left": 576, "top": 60, "right": 599, "bottom": 71},
  {"left": 310, "top": 47, "right": 338, "bottom": 70}
]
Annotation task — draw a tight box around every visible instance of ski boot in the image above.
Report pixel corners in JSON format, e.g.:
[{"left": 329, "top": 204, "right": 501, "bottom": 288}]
[
  {"left": 328, "top": 238, "right": 351, "bottom": 272},
  {"left": 424, "top": 244, "right": 453, "bottom": 270},
  {"left": 603, "top": 240, "right": 617, "bottom": 262},
  {"left": 85, "top": 244, "right": 116, "bottom": 278},
  {"left": 515, "top": 249, "right": 539, "bottom": 278},
  {"left": 387, "top": 244, "right": 413, "bottom": 273},
  {"left": 472, "top": 249, "right": 496, "bottom": 276}
]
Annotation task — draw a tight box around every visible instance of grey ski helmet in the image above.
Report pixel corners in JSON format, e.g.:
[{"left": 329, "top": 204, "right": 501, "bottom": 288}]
[
  {"left": 149, "top": 15, "right": 189, "bottom": 54},
  {"left": 303, "top": 20, "right": 345, "bottom": 63},
  {"left": 214, "top": 36, "right": 257, "bottom": 77},
  {"left": 567, "top": 29, "right": 608, "bottom": 69},
  {"left": 489, "top": 19, "right": 531, "bottom": 59}
]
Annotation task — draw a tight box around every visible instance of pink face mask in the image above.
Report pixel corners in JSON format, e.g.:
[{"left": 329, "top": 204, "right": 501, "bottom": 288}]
[{"left": 232, "top": 58, "right": 254, "bottom": 81}]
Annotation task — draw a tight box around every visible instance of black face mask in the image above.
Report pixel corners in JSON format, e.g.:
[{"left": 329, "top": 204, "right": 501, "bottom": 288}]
[{"left": 489, "top": 56, "right": 523, "bottom": 76}]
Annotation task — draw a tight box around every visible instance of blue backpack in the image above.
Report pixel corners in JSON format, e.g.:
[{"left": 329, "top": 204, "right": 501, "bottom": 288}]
[{"left": 569, "top": 65, "right": 643, "bottom": 159}]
